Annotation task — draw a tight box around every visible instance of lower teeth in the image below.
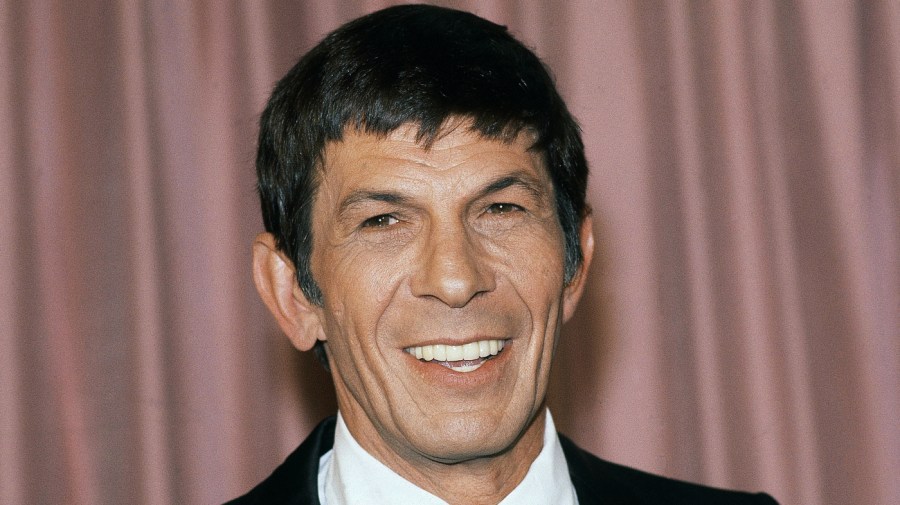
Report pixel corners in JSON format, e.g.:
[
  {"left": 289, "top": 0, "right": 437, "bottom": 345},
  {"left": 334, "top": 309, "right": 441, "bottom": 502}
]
[
  {"left": 450, "top": 363, "right": 482, "bottom": 372},
  {"left": 433, "top": 357, "right": 491, "bottom": 372}
]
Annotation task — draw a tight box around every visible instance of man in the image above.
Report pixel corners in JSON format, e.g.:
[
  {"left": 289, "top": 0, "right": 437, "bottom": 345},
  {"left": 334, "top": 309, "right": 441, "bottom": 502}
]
[{"left": 230, "top": 5, "right": 778, "bottom": 504}]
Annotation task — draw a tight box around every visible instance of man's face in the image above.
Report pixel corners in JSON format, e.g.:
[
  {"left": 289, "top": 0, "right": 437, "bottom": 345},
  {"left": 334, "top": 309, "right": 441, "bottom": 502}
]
[{"left": 306, "top": 123, "right": 589, "bottom": 467}]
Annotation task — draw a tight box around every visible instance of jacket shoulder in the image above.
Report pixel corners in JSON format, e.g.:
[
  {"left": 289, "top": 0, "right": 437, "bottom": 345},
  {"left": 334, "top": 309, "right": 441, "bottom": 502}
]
[
  {"left": 224, "top": 417, "right": 336, "bottom": 505},
  {"left": 559, "top": 434, "right": 779, "bottom": 505}
]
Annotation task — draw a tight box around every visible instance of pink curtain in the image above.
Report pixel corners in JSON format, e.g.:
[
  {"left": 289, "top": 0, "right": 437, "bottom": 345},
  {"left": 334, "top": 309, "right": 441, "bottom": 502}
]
[{"left": 1, "top": 1, "right": 897, "bottom": 504}]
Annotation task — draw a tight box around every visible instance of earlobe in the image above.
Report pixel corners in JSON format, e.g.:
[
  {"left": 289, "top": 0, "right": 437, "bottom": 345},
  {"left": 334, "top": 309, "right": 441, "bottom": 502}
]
[
  {"left": 251, "top": 232, "right": 325, "bottom": 351},
  {"left": 562, "top": 212, "right": 594, "bottom": 322}
]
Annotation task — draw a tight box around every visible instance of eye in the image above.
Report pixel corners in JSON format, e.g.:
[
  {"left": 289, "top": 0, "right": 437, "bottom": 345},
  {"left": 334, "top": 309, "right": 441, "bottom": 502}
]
[
  {"left": 485, "top": 203, "right": 524, "bottom": 214},
  {"left": 361, "top": 214, "right": 399, "bottom": 228}
]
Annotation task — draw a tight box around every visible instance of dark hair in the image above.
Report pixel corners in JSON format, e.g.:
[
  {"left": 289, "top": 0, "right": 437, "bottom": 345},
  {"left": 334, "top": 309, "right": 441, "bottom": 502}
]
[{"left": 257, "top": 4, "right": 589, "bottom": 361}]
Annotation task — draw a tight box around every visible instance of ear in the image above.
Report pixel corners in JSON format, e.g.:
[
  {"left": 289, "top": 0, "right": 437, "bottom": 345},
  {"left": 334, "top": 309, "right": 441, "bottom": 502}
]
[
  {"left": 562, "top": 211, "right": 595, "bottom": 323},
  {"left": 252, "top": 232, "right": 326, "bottom": 351}
]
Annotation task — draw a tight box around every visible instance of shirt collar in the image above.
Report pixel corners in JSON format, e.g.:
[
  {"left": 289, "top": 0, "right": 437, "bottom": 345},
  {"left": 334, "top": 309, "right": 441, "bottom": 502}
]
[{"left": 317, "top": 410, "right": 579, "bottom": 505}]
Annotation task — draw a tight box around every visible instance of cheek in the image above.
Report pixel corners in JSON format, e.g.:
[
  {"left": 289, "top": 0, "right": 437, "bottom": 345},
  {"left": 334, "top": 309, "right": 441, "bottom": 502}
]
[
  {"left": 316, "top": 245, "right": 408, "bottom": 348},
  {"left": 493, "top": 230, "right": 568, "bottom": 352},
  {"left": 339, "top": 248, "right": 407, "bottom": 308},
  {"left": 488, "top": 226, "right": 567, "bottom": 289}
]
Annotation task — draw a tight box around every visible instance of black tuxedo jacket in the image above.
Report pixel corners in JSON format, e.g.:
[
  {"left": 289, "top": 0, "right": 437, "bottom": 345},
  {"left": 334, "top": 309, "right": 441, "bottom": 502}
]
[{"left": 227, "top": 417, "right": 778, "bottom": 504}]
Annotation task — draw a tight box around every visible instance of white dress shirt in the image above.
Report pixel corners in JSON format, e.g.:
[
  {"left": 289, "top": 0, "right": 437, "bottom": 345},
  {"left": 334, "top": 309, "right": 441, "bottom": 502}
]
[{"left": 317, "top": 410, "right": 579, "bottom": 504}]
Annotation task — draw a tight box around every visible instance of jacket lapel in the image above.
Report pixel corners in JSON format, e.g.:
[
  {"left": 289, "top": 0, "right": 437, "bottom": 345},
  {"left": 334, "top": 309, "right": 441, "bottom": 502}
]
[
  {"left": 225, "top": 416, "right": 335, "bottom": 505},
  {"left": 560, "top": 433, "right": 641, "bottom": 505}
]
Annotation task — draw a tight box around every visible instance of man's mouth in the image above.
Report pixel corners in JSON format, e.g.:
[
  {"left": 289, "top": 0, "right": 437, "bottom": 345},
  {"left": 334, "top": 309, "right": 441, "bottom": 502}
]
[{"left": 404, "top": 339, "right": 506, "bottom": 372}]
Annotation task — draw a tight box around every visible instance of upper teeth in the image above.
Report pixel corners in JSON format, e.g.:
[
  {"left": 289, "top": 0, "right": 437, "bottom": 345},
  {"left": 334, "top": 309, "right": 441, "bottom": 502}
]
[{"left": 406, "top": 339, "right": 505, "bottom": 362}]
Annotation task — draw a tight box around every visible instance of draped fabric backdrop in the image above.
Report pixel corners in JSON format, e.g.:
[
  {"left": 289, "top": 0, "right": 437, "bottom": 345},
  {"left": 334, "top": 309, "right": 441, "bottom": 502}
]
[{"left": 1, "top": 1, "right": 897, "bottom": 504}]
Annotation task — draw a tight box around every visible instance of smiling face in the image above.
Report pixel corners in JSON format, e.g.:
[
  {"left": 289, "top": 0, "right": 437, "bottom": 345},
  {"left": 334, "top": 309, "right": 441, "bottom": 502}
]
[{"left": 254, "top": 121, "right": 592, "bottom": 483}]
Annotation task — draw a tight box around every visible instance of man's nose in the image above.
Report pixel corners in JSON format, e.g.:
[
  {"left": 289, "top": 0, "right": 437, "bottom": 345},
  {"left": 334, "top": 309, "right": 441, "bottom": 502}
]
[{"left": 410, "top": 223, "right": 495, "bottom": 307}]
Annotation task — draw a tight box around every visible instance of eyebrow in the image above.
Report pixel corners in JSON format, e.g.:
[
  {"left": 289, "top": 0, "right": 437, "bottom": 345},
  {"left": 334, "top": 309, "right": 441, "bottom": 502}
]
[
  {"left": 337, "top": 171, "right": 549, "bottom": 218},
  {"left": 475, "top": 173, "right": 548, "bottom": 203},
  {"left": 337, "top": 190, "right": 409, "bottom": 221}
]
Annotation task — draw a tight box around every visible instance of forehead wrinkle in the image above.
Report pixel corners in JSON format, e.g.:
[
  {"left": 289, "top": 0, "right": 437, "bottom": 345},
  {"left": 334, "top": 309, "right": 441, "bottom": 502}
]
[
  {"left": 387, "top": 128, "right": 532, "bottom": 169},
  {"left": 332, "top": 122, "right": 540, "bottom": 174},
  {"left": 424, "top": 143, "right": 520, "bottom": 172}
]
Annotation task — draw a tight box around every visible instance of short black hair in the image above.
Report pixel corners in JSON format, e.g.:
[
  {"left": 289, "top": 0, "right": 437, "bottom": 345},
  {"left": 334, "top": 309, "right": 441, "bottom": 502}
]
[{"left": 257, "top": 4, "right": 589, "bottom": 361}]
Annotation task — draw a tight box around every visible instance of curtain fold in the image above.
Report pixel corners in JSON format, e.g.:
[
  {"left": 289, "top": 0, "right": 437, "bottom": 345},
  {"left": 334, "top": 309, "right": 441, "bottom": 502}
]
[{"left": 2, "top": 1, "right": 897, "bottom": 504}]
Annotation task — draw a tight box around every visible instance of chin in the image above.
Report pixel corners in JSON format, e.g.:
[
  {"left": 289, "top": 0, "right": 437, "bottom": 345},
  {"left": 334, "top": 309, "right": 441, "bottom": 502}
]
[{"left": 404, "top": 409, "right": 534, "bottom": 463}]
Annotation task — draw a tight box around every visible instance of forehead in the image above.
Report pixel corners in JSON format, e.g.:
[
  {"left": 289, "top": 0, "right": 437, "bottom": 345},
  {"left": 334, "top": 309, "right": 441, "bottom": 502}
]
[{"left": 317, "top": 123, "right": 548, "bottom": 191}]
